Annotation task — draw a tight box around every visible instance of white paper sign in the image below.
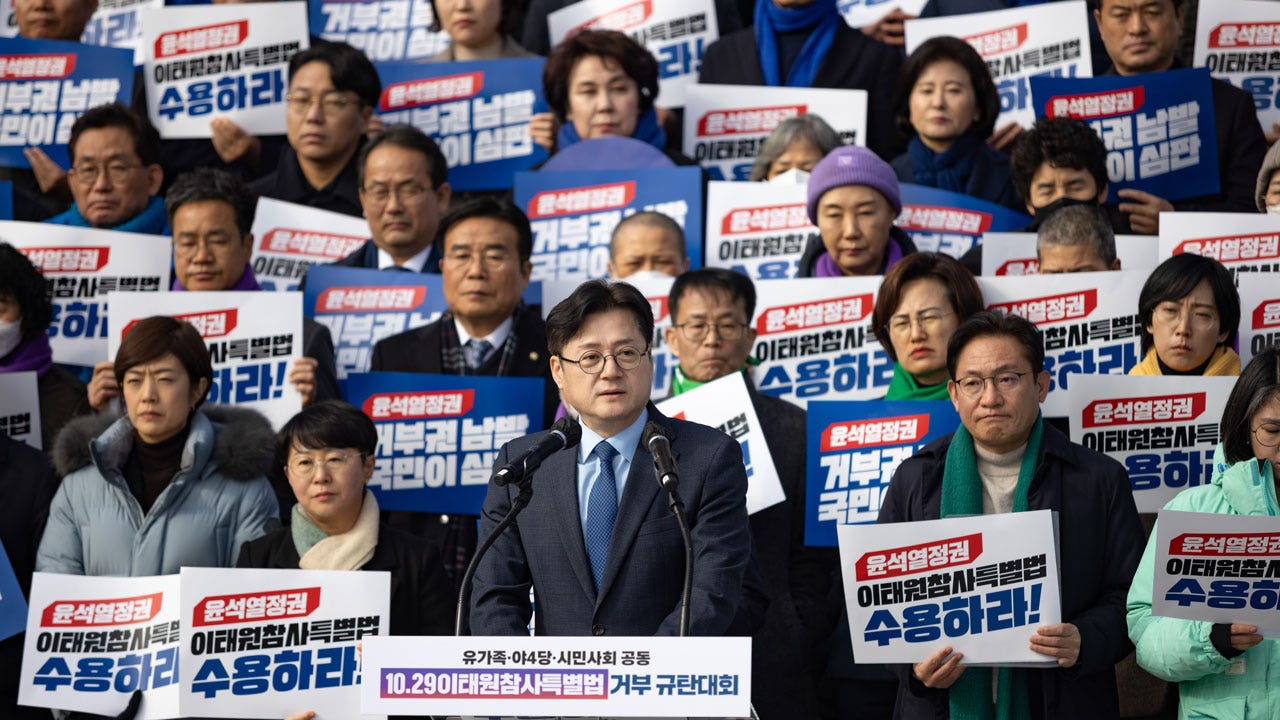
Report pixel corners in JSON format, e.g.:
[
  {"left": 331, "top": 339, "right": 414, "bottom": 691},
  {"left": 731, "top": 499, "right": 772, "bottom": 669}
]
[
  {"left": 1193, "top": 0, "right": 1280, "bottom": 135},
  {"left": 704, "top": 180, "right": 815, "bottom": 281},
  {"left": 81, "top": 0, "right": 164, "bottom": 65},
  {"left": 1238, "top": 273, "right": 1280, "bottom": 367},
  {"left": 142, "top": 2, "right": 310, "bottom": 138},
  {"left": 838, "top": 510, "right": 1062, "bottom": 664},
  {"left": 839, "top": 0, "right": 930, "bottom": 29},
  {"left": 107, "top": 291, "right": 304, "bottom": 429},
  {"left": 0, "top": 370, "right": 41, "bottom": 449},
  {"left": 548, "top": 0, "right": 719, "bottom": 108},
  {"left": 1068, "top": 375, "right": 1234, "bottom": 513},
  {"left": 1158, "top": 211, "right": 1280, "bottom": 276},
  {"left": 1153, "top": 509, "right": 1280, "bottom": 635},
  {"left": 19, "top": 573, "right": 182, "bottom": 719},
  {"left": 5, "top": 222, "right": 171, "bottom": 366},
  {"left": 1, "top": 0, "right": 16, "bottom": 38},
  {"left": 360, "top": 635, "right": 752, "bottom": 717},
  {"left": 905, "top": 1, "right": 1093, "bottom": 129},
  {"left": 249, "top": 197, "right": 372, "bottom": 292},
  {"left": 979, "top": 232, "right": 1159, "bottom": 276},
  {"left": 656, "top": 372, "right": 787, "bottom": 515},
  {"left": 178, "top": 567, "right": 389, "bottom": 719},
  {"left": 682, "top": 84, "right": 867, "bottom": 181}
]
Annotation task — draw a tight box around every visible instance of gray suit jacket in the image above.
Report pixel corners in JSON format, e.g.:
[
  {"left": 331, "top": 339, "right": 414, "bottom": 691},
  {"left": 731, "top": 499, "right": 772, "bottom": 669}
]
[{"left": 470, "top": 406, "right": 752, "bottom": 636}]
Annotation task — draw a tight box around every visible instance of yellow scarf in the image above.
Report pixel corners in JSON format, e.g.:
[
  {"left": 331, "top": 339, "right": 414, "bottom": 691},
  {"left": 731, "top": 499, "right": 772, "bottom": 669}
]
[{"left": 1129, "top": 346, "right": 1241, "bottom": 376}]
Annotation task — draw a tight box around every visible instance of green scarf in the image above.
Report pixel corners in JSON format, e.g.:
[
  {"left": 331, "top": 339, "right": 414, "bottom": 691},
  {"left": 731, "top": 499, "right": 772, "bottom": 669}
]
[
  {"left": 884, "top": 362, "right": 951, "bottom": 401},
  {"left": 941, "top": 414, "right": 1044, "bottom": 720},
  {"left": 291, "top": 504, "right": 329, "bottom": 558},
  {"left": 669, "top": 360, "right": 759, "bottom": 397}
]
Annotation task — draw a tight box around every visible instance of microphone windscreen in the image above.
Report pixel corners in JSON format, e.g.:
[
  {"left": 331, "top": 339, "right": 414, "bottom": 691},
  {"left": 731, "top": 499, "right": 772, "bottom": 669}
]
[
  {"left": 553, "top": 416, "right": 583, "bottom": 448},
  {"left": 641, "top": 420, "right": 670, "bottom": 449}
]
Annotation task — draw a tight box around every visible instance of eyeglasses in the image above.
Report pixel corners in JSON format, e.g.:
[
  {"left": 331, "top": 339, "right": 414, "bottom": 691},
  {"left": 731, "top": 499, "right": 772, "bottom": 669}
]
[
  {"left": 70, "top": 163, "right": 143, "bottom": 186},
  {"left": 953, "top": 371, "right": 1032, "bottom": 398},
  {"left": 1152, "top": 303, "right": 1219, "bottom": 330},
  {"left": 173, "top": 235, "right": 238, "bottom": 258},
  {"left": 286, "top": 450, "right": 364, "bottom": 479},
  {"left": 285, "top": 92, "right": 360, "bottom": 115},
  {"left": 362, "top": 183, "right": 430, "bottom": 207},
  {"left": 559, "top": 346, "right": 648, "bottom": 374},
  {"left": 886, "top": 309, "right": 954, "bottom": 337},
  {"left": 671, "top": 322, "right": 748, "bottom": 342},
  {"left": 1253, "top": 422, "right": 1280, "bottom": 448}
]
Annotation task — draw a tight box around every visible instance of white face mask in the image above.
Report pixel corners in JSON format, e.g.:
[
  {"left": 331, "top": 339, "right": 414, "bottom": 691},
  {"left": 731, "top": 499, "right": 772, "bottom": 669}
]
[
  {"left": 622, "top": 269, "right": 675, "bottom": 283},
  {"left": 0, "top": 318, "right": 22, "bottom": 360},
  {"left": 1267, "top": 203, "right": 1280, "bottom": 216}
]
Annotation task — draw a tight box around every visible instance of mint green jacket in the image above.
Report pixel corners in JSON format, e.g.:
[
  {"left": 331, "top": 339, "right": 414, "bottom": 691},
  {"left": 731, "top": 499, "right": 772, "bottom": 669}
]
[{"left": 1126, "top": 446, "right": 1280, "bottom": 719}]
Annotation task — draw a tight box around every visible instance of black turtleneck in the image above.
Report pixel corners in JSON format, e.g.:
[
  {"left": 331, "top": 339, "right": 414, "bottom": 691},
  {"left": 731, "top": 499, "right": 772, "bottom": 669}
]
[
  {"left": 124, "top": 421, "right": 192, "bottom": 514},
  {"left": 1156, "top": 351, "right": 1216, "bottom": 377}
]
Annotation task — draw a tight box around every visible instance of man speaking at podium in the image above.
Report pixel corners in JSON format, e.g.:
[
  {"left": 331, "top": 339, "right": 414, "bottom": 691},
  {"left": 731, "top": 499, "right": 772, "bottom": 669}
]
[{"left": 470, "top": 280, "right": 754, "bottom": 636}]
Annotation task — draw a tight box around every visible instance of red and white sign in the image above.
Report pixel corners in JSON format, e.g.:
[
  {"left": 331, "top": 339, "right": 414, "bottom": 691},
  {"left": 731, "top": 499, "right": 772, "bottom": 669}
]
[
  {"left": 822, "top": 414, "right": 928, "bottom": 451},
  {"left": 364, "top": 390, "right": 475, "bottom": 419},
  {"left": 154, "top": 20, "right": 247, "bottom": 58},
  {"left": 0, "top": 54, "right": 75, "bottom": 79},
  {"left": 856, "top": 533, "right": 982, "bottom": 581},
  {"left": 317, "top": 286, "right": 427, "bottom": 313},
  {"left": 527, "top": 181, "right": 635, "bottom": 219},
  {"left": 192, "top": 587, "right": 319, "bottom": 626},
  {"left": 1083, "top": 393, "right": 1205, "bottom": 428},
  {"left": 988, "top": 289, "right": 1097, "bottom": 324},
  {"left": 758, "top": 294, "right": 873, "bottom": 335},
  {"left": 381, "top": 71, "right": 484, "bottom": 111}
]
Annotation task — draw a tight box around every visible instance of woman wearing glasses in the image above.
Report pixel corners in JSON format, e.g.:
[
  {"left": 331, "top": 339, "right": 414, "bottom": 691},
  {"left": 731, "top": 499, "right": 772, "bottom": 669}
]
[
  {"left": 1126, "top": 348, "right": 1280, "bottom": 718},
  {"left": 1129, "top": 253, "right": 1241, "bottom": 376}
]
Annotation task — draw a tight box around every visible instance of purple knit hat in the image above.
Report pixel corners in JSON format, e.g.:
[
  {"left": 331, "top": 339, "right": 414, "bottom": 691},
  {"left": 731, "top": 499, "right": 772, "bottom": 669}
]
[{"left": 806, "top": 146, "right": 902, "bottom": 224}]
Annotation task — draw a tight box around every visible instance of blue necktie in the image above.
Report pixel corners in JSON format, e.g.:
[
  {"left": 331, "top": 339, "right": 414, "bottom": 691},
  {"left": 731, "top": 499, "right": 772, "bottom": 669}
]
[
  {"left": 463, "top": 338, "right": 492, "bottom": 370},
  {"left": 584, "top": 441, "right": 620, "bottom": 591}
]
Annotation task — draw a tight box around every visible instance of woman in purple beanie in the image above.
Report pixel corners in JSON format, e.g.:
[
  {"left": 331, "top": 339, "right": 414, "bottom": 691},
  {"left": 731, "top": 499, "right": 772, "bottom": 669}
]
[{"left": 798, "top": 145, "right": 917, "bottom": 277}]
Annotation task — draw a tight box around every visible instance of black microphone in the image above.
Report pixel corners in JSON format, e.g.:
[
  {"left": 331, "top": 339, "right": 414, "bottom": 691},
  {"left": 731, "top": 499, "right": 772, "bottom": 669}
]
[
  {"left": 492, "top": 416, "right": 581, "bottom": 487},
  {"left": 642, "top": 421, "right": 679, "bottom": 493}
]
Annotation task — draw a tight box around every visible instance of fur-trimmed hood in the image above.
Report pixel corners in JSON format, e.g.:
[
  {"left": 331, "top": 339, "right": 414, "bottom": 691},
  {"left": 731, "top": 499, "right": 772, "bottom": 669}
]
[{"left": 52, "top": 405, "right": 275, "bottom": 481}]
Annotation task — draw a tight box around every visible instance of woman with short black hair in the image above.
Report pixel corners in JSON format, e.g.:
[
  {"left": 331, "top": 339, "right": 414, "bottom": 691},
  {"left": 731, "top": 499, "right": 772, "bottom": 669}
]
[{"left": 1130, "top": 253, "right": 1240, "bottom": 376}]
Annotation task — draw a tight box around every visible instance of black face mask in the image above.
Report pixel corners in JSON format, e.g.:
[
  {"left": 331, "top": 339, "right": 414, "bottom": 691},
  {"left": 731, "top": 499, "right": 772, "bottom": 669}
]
[{"left": 1032, "top": 196, "right": 1098, "bottom": 223}]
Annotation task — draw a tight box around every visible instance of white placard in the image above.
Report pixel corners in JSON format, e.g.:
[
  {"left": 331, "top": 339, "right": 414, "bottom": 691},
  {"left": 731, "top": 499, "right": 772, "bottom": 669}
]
[
  {"left": 1193, "top": 0, "right": 1280, "bottom": 135},
  {"left": 548, "top": 0, "right": 719, "bottom": 108},
  {"left": 1, "top": 0, "right": 16, "bottom": 38},
  {"left": 905, "top": 1, "right": 1093, "bottom": 129},
  {"left": 1157, "top": 211, "right": 1280, "bottom": 276},
  {"left": 704, "top": 179, "right": 815, "bottom": 281},
  {"left": 656, "top": 372, "right": 787, "bottom": 515},
  {"left": 1239, "top": 273, "right": 1280, "bottom": 367},
  {"left": 839, "top": 0, "right": 930, "bottom": 28},
  {"left": 978, "top": 232, "right": 1159, "bottom": 276},
  {"left": 682, "top": 84, "right": 867, "bottom": 182},
  {"left": 19, "top": 573, "right": 181, "bottom": 719},
  {"left": 838, "top": 510, "right": 1062, "bottom": 664},
  {"left": 0, "top": 370, "right": 41, "bottom": 449},
  {"left": 5, "top": 222, "right": 171, "bottom": 366},
  {"left": 81, "top": 0, "right": 164, "bottom": 65},
  {"left": 107, "top": 291, "right": 304, "bottom": 429},
  {"left": 142, "top": 2, "right": 309, "bottom": 138},
  {"left": 1067, "top": 375, "right": 1234, "bottom": 513},
  {"left": 360, "top": 635, "right": 752, "bottom": 717},
  {"left": 178, "top": 567, "right": 389, "bottom": 719},
  {"left": 249, "top": 197, "right": 372, "bottom": 292}
]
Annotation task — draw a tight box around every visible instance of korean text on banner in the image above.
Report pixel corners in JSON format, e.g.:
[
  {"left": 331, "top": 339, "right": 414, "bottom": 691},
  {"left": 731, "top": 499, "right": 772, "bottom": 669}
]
[
  {"left": 142, "top": 2, "right": 309, "bottom": 138},
  {"left": 906, "top": 1, "right": 1092, "bottom": 129},
  {"left": 514, "top": 166, "right": 704, "bottom": 284},
  {"left": 304, "top": 265, "right": 446, "bottom": 379},
  {"left": 178, "top": 567, "right": 389, "bottom": 718},
  {"left": 376, "top": 57, "right": 548, "bottom": 191},
  {"left": 839, "top": 0, "right": 929, "bottom": 28},
  {"left": 977, "top": 270, "right": 1144, "bottom": 417},
  {"left": 750, "top": 276, "right": 891, "bottom": 408},
  {"left": 1238, "top": 273, "right": 1280, "bottom": 366},
  {"left": 897, "top": 184, "right": 1032, "bottom": 259},
  {"left": 806, "top": 400, "right": 960, "bottom": 547},
  {"left": 1032, "top": 67, "right": 1220, "bottom": 203},
  {"left": 656, "top": 372, "right": 786, "bottom": 515},
  {"left": 0, "top": 371, "right": 41, "bottom": 449},
  {"left": 548, "top": 0, "right": 719, "bottom": 108},
  {"left": 1068, "top": 375, "right": 1232, "bottom": 513},
  {"left": 344, "top": 372, "right": 544, "bottom": 514},
  {"left": 838, "top": 510, "right": 1062, "bottom": 664},
  {"left": 308, "top": 0, "right": 449, "bottom": 62},
  {"left": 1157, "top": 211, "right": 1280, "bottom": 276},
  {"left": 0, "top": 38, "right": 133, "bottom": 169},
  {"left": 1153, "top": 509, "right": 1280, "bottom": 636},
  {"left": 682, "top": 84, "right": 867, "bottom": 181},
  {"left": 19, "top": 573, "right": 181, "bottom": 719},
  {"left": 979, "top": 232, "right": 1158, "bottom": 276},
  {"left": 249, "top": 198, "right": 372, "bottom": 292},
  {"left": 361, "top": 635, "right": 752, "bottom": 717},
  {"left": 81, "top": 0, "right": 163, "bottom": 65},
  {"left": 7, "top": 223, "right": 170, "bottom": 366},
  {"left": 705, "top": 180, "right": 814, "bottom": 281},
  {"left": 1194, "top": 0, "right": 1280, "bottom": 136},
  {"left": 107, "top": 292, "right": 304, "bottom": 429}
]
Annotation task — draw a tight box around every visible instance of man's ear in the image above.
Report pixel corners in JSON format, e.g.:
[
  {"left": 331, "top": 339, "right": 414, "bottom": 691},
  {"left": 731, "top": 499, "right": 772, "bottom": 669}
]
[{"left": 146, "top": 164, "right": 163, "bottom": 196}]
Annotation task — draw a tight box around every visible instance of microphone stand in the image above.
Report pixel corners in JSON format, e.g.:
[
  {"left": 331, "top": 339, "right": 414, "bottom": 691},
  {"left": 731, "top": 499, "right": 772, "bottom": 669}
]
[
  {"left": 454, "top": 479, "right": 534, "bottom": 636},
  {"left": 667, "top": 489, "right": 694, "bottom": 638}
]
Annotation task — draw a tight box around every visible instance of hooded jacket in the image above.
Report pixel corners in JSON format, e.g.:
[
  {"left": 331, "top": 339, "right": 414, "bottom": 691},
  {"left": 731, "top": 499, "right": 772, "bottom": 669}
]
[
  {"left": 1127, "top": 447, "right": 1280, "bottom": 719},
  {"left": 38, "top": 406, "right": 278, "bottom": 577}
]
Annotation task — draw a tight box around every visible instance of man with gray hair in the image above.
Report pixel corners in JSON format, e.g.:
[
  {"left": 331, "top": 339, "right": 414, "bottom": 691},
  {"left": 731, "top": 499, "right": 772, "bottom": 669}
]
[
  {"left": 1036, "top": 204, "right": 1121, "bottom": 274},
  {"left": 607, "top": 211, "right": 689, "bottom": 280}
]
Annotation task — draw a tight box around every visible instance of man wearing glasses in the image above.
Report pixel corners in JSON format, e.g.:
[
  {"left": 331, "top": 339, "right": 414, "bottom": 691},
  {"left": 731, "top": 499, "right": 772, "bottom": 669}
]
[
  {"left": 878, "top": 311, "right": 1144, "bottom": 718},
  {"left": 471, "top": 279, "right": 755, "bottom": 637}
]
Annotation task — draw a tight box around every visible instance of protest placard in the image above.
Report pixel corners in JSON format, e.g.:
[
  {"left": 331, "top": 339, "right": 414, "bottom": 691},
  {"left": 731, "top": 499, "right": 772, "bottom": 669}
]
[
  {"left": 1032, "top": 67, "right": 1219, "bottom": 203},
  {"left": 0, "top": 370, "right": 40, "bottom": 449},
  {"left": 7, "top": 223, "right": 169, "bottom": 366},
  {"left": 906, "top": 1, "right": 1091, "bottom": 129},
  {"left": 979, "top": 232, "right": 1158, "bottom": 276},
  {"left": 1157, "top": 211, "right": 1280, "bottom": 276},
  {"left": 142, "top": 2, "right": 307, "bottom": 138},
  {"left": 179, "top": 567, "right": 389, "bottom": 718},
  {"left": 81, "top": 0, "right": 162, "bottom": 64},
  {"left": 1, "top": 1, "right": 15, "bottom": 38},
  {"left": 249, "top": 198, "right": 372, "bottom": 292},
  {"left": 806, "top": 400, "right": 960, "bottom": 547},
  {"left": 344, "top": 372, "right": 543, "bottom": 514},
  {"left": 548, "top": 0, "right": 719, "bottom": 108},
  {"left": 682, "top": 84, "right": 867, "bottom": 181},
  {"left": 0, "top": 37, "right": 133, "bottom": 168},
  {"left": 19, "top": 573, "right": 181, "bottom": 719},
  {"left": 0, "top": 544, "right": 26, "bottom": 643},
  {"left": 514, "top": 166, "right": 704, "bottom": 284},
  {"left": 0, "top": 180, "right": 11, "bottom": 219},
  {"left": 376, "top": 57, "right": 548, "bottom": 191},
  {"left": 1193, "top": 0, "right": 1280, "bottom": 134},
  {"left": 308, "top": 0, "right": 449, "bottom": 62},
  {"left": 1238, "top": 273, "right": 1280, "bottom": 367},
  {"left": 1068, "top": 375, "right": 1233, "bottom": 513},
  {"left": 897, "top": 184, "right": 1032, "bottom": 259},
  {"left": 656, "top": 372, "right": 786, "bottom": 515},
  {"left": 108, "top": 292, "right": 304, "bottom": 429},
  {"left": 704, "top": 180, "right": 813, "bottom": 281},
  {"left": 839, "top": 0, "right": 929, "bottom": 28}
]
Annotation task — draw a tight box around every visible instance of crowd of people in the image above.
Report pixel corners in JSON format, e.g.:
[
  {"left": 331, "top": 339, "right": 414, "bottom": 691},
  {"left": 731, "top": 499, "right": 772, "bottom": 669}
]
[{"left": 1, "top": 0, "right": 1279, "bottom": 718}]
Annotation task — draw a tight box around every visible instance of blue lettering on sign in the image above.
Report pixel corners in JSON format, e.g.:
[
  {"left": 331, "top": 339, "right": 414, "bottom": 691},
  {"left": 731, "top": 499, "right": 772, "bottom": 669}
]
[
  {"left": 655, "top": 38, "right": 704, "bottom": 81},
  {"left": 49, "top": 301, "right": 106, "bottom": 339},
  {"left": 1126, "top": 448, "right": 1213, "bottom": 493},
  {"left": 862, "top": 584, "right": 1044, "bottom": 646},
  {"left": 31, "top": 646, "right": 179, "bottom": 693},
  {"left": 192, "top": 646, "right": 359, "bottom": 698}
]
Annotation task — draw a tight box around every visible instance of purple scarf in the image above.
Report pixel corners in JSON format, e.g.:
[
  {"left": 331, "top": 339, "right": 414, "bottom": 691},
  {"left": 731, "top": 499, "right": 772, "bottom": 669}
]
[
  {"left": 813, "top": 235, "right": 906, "bottom": 277},
  {"left": 172, "top": 266, "right": 263, "bottom": 291},
  {"left": 0, "top": 333, "right": 54, "bottom": 377}
]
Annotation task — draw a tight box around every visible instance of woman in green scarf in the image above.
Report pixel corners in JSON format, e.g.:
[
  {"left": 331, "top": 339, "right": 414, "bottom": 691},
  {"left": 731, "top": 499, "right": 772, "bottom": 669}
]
[{"left": 872, "top": 252, "right": 984, "bottom": 401}]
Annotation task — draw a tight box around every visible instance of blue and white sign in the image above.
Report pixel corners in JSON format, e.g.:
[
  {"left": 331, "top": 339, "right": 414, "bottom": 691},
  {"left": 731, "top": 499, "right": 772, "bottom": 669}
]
[
  {"left": 0, "top": 180, "right": 11, "bottom": 219},
  {"left": 0, "top": 543, "right": 26, "bottom": 642},
  {"left": 81, "top": 0, "right": 163, "bottom": 65},
  {"left": 1194, "top": 0, "right": 1280, "bottom": 136},
  {"left": 840, "top": 0, "right": 929, "bottom": 28},
  {"left": 308, "top": 0, "right": 449, "bottom": 62},
  {"left": 897, "top": 183, "right": 1032, "bottom": 259}
]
